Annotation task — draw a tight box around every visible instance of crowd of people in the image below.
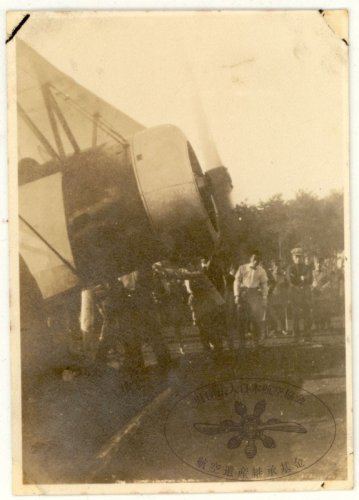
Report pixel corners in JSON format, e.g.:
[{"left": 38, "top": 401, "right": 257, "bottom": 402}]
[
  {"left": 232, "top": 248, "right": 344, "bottom": 347},
  {"left": 74, "top": 246, "right": 345, "bottom": 370}
]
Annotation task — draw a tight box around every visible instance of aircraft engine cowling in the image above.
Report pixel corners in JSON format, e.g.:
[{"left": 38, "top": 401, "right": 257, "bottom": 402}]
[
  {"left": 130, "top": 125, "right": 220, "bottom": 258},
  {"left": 61, "top": 124, "right": 220, "bottom": 286}
]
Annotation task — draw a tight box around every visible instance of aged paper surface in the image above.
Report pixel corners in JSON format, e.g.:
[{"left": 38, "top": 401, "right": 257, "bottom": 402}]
[{"left": 7, "top": 10, "right": 352, "bottom": 494}]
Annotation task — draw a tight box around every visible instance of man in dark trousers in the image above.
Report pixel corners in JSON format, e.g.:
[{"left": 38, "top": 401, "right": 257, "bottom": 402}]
[
  {"left": 153, "top": 259, "right": 226, "bottom": 359},
  {"left": 287, "top": 247, "right": 313, "bottom": 343},
  {"left": 121, "top": 266, "right": 172, "bottom": 371},
  {"left": 233, "top": 251, "right": 269, "bottom": 347}
]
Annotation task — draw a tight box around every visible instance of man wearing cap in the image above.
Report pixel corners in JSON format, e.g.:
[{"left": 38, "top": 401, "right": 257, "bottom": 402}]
[
  {"left": 233, "top": 251, "right": 269, "bottom": 346},
  {"left": 287, "top": 247, "right": 313, "bottom": 342}
]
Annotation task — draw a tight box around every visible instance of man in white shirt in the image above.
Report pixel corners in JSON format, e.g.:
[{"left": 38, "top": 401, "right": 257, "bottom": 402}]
[{"left": 233, "top": 251, "right": 269, "bottom": 346}]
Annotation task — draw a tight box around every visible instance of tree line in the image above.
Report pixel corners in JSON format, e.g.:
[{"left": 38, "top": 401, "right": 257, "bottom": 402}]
[{"left": 230, "top": 190, "right": 344, "bottom": 264}]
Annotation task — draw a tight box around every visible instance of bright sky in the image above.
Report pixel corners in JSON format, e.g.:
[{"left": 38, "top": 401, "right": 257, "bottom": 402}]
[{"left": 18, "top": 10, "right": 348, "bottom": 204}]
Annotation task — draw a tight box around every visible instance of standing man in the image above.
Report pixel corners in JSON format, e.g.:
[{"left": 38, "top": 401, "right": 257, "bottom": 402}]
[
  {"left": 121, "top": 266, "right": 172, "bottom": 371},
  {"left": 233, "top": 251, "right": 269, "bottom": 347},
  {"left": 153, "top": 259, "right": 226, "bottom": 358},
  {"left": 268, "top": 260, "right": 289, "bottom": 336},
  {"left": 311, "top": 257, "right": 331, "bottom": 330},
  {"left": 95, "top": 278, "right": 128, "bottom": 365},
  {"left": 200, "top": 254, "right": 226, "bottom": 296},
  {"left": 287, "top": 247, "right": 313, "bottom": 342}
]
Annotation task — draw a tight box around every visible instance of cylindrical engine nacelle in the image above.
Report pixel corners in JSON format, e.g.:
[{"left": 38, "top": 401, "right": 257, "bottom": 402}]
[
  {"left": 62, "top": 124, "right": 219, "bottom": 285},
  {"left": 130, "top": 125, "right": 219, "bottom": 257}
]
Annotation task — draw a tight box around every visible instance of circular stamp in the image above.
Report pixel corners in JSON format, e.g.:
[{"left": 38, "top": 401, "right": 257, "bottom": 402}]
[{"left": 165, "top": 378, "right": 336, "bottom": 480}]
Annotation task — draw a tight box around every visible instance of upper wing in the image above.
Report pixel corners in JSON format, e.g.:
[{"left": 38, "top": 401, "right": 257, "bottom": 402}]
[
  {"left": 16, "top": 39, "right": 145, "bottom": 299},
  {"left": 16, "top": 38, "right": 145, "bottom": 164}
]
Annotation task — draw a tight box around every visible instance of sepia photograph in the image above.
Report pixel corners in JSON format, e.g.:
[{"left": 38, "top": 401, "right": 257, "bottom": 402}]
[{"left": 7, "top": 9, "right": 351, "bottom": 494}]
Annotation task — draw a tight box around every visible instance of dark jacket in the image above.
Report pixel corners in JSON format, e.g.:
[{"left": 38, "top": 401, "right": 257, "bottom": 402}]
[{"left": 287, "top": 263, "right": 312, "bottom": 288}]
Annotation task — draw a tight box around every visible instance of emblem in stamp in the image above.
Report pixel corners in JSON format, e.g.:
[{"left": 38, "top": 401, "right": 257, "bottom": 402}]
[{"left": 165, "top": 379, "right": 336, "bottom": 480}]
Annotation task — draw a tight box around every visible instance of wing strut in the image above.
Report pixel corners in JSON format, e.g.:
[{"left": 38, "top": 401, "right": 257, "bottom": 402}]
[
  {"left": 50, "top": 87, "right": 129, "bottom": 146},
  {"left": 42, "top": 84, "right": 66, "bottom": 160},
  {"left": 42, "top": 84, "right": 81, "bottom": 158},
  {"left": 19, "top": 214, "right": 79, "bottom": 277},
  {"left": 47, "top": 85, "right": 81, "bottom": 153},
  {"left": 92, "top": 112, "right": 99, "bottom": 147},
  {"left": 17, "top": 103, "right": 60, "bottom": 161}
]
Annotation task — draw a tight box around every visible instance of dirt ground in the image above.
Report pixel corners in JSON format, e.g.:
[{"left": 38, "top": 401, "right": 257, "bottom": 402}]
[{"left": 20, "top": 318, "right": 347, "bottom": 485}]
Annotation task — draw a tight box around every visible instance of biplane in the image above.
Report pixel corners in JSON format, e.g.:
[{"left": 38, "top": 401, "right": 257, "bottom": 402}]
[{"left": 16, "top": 39, "right": 231, "bottom": 304}]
